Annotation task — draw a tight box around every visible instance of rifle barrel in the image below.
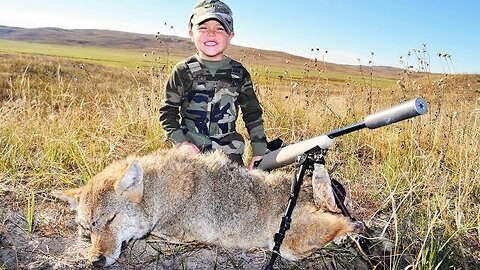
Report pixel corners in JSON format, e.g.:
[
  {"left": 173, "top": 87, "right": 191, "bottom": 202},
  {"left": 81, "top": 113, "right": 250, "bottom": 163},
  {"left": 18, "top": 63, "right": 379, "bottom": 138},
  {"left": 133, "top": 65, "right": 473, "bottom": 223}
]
[
  {"left": 327, "top": 122, "right": 366, "bottom": 138},
  {"left": 364, "top": 97, "right": 428, "bottom": 129},
  {"left": 326, "top": 97, "right": 428, "bottom": 138},
  {"left": 257, "top": 97, "right": 429, "bottom": 171}
]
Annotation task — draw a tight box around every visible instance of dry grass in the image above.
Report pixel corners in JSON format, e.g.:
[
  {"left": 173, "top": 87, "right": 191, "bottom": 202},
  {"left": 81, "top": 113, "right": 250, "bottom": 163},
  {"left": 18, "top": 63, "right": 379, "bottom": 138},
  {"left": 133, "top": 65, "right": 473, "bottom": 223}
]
[{"left": 0, "top": 52, "right": 479, "bottom": 269}]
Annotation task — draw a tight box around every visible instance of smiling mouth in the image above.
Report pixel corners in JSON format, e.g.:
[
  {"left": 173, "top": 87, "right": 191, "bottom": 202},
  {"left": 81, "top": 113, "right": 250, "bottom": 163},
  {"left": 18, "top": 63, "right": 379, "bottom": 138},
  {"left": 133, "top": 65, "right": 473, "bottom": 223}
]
[{"left": 205, "top": 41, "right": 217, "bottom": 46}]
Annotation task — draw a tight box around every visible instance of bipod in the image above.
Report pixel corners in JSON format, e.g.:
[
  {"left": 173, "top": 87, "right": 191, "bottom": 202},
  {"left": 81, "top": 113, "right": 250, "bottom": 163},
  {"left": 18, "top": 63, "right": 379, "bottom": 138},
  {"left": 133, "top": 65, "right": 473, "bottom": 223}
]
[
  {"left": 330, "top": 179, "right": 380, "bottom": 268},
  {"left": 264, "top": 147, "right": 326, "bottom": 270},
  {"left": 329, "top": 170, "right": 379, "bottom": 268}
]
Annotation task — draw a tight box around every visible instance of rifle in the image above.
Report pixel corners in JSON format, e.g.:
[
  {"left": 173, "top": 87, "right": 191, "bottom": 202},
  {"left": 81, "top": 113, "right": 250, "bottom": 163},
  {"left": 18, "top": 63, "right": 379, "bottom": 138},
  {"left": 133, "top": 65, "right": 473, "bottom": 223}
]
[{"left": 260, "top": 97, "right": 429, "bottom": 269}]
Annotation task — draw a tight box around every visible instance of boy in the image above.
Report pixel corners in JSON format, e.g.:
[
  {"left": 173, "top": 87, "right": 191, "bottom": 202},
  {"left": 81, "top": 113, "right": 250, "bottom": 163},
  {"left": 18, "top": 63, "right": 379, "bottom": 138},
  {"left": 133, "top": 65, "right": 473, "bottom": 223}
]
[{"left": 159, "top": 0, "right": 267, "bottom": 169}]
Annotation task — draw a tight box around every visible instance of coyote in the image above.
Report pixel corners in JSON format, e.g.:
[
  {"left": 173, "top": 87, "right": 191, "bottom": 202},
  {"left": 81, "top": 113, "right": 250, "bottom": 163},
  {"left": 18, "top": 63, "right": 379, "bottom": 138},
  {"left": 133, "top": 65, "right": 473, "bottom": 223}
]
[{"left": 52, "top": 149, "right": 364, "bottom": 267}]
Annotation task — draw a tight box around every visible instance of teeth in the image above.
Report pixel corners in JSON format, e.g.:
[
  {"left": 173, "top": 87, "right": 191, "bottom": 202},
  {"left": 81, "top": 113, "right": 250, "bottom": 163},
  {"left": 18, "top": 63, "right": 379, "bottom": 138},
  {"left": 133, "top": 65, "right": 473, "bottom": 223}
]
[{"left": 205, "top": 42, "right": 217, "bottom": 46}]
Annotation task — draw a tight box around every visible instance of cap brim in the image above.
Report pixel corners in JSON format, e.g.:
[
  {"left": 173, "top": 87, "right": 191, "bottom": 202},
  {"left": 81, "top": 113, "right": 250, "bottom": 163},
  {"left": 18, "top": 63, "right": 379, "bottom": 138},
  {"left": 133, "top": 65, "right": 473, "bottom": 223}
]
[{"left": 191, "top": 13, "right": 233, "bottom": 33}]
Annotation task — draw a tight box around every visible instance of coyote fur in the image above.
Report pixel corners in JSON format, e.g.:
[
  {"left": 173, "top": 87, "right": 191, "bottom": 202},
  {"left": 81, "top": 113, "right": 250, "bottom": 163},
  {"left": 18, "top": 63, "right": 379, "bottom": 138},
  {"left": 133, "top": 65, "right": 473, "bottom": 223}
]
[{"left": 53, "top": 149, "right": 364, "bottom": 267}]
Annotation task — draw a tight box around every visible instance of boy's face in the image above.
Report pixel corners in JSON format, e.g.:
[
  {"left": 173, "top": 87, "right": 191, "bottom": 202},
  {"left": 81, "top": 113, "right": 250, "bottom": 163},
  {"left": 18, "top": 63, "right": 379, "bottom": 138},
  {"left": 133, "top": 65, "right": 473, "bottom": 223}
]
[{"left": 189, "top": 19, "right": 234, "bottom": 61}]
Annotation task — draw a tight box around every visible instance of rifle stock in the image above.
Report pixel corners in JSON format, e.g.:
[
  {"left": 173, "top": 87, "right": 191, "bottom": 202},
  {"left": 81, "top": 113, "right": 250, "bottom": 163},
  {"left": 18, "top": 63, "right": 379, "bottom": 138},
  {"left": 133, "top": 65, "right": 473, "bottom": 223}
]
[{"left": 257, "top": 97, "right": 428, "bottom": 170}]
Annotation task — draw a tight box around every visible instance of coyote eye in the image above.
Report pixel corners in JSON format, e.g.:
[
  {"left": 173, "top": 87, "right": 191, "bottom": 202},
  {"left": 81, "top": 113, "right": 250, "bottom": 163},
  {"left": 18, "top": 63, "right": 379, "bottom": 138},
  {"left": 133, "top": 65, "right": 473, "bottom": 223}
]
[
  {"left": 106, "top": 213, "right": 117, "bottom": 226},
  {"left": 78, "top": 223, "right": 91, "bottom": 238},
  {"left": 79, "top": 223, "right": 89, "bottom": 231}
]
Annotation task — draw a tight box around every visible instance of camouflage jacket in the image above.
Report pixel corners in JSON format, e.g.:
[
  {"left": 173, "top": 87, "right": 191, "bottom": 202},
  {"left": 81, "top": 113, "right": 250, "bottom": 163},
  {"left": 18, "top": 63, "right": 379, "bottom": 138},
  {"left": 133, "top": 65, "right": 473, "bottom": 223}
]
[{"left": 159, "top": 54, "right": 267, "bottom": 156}]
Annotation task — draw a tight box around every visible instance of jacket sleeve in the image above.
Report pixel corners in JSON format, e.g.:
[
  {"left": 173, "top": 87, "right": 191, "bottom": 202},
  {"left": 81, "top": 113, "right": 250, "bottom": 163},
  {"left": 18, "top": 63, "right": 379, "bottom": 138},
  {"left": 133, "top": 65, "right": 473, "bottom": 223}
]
[
  {"left": 159, "top": 63, "right": 189, "bottom": 144},
  {"left": 237, "top": 68, "right": 267, "bottom": 156}
]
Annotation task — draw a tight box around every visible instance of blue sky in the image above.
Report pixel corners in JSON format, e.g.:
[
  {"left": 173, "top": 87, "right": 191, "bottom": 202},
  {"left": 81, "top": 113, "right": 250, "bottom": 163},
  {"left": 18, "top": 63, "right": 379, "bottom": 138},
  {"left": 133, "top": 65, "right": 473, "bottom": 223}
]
[{"left": 0, "top": 0, "right": 478, "bottom": 73}]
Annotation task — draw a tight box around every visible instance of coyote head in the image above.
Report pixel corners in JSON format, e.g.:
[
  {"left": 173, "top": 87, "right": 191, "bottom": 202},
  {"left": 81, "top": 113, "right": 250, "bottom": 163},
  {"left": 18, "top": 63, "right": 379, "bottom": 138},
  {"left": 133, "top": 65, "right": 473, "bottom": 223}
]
[{"left": 52, "top": 160, "right": 151, "bottom": 267}]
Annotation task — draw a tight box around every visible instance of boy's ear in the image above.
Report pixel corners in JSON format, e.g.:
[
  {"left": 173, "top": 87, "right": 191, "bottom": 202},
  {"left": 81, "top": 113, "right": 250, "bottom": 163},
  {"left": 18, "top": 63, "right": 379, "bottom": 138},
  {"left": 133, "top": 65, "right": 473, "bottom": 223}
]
[
  {"left": 115, "top": 160, "right": 144, "bottom": 203},
  {"left": 189, "top": 29, "right": 194, "bottom": 40},
  {"left": 51, "top": 188, "right": 82, "bottom": 211}
]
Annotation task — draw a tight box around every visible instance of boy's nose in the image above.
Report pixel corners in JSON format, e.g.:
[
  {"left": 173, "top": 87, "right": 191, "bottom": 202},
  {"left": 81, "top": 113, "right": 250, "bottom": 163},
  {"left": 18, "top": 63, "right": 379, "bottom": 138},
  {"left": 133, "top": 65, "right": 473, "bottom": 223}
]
[{"left": 207, "top": 30, "right": 215, "bottom": 36}]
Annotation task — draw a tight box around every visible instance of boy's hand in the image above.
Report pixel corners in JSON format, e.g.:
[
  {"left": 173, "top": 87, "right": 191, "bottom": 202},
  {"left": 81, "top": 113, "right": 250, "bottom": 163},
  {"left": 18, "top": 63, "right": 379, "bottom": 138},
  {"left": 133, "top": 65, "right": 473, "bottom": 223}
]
[
  {"left": 177, "top": 142, "right": 201, "bottom": 154},
  {"left": 247, "top": 156, "right": 263, "bottom": 171}
]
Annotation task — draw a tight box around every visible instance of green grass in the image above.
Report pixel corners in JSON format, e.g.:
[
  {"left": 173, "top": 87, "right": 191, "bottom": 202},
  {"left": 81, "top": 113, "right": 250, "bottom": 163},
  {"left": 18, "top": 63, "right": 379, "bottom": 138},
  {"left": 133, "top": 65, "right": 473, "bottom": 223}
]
[
  {"left": 25, "top": 191, "right": 35, "bottom": 236},
  {"left": 0, "top": 39, "right": 182, "bottom": 69},
  {"left": 247, "top": 62, "right": 396, "bottom": 88}
]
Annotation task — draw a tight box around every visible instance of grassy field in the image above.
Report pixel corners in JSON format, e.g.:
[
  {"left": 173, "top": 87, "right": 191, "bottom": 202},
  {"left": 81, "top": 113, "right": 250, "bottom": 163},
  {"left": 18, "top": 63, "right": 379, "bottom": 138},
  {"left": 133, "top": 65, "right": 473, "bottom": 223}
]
[
  {"left": 0, "top": 38, "right": 397, "bottom": 88},
  {"left": 0, "top": 39, "right": 183, "bottom": 69},
  {"left": 0, "top": 43, "right": 479, "bottom": 269}
]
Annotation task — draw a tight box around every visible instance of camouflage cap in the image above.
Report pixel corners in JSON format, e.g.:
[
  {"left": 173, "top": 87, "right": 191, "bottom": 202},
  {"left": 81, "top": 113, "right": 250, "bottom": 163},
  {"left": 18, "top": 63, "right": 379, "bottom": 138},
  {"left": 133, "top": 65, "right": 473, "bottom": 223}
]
[{"left": 189, "top": 0, "right": 234, "bottom": 33}]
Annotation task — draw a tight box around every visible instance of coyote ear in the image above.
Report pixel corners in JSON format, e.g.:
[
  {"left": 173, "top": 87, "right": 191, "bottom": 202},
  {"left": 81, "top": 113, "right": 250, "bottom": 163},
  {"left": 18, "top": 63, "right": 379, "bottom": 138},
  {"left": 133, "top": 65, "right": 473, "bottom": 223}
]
[
  {"left": 51, "top": 188, "right": 82, "bottom": 211},
  {"left": 115, "top": 160, "right": 144, "bottom": 203}
]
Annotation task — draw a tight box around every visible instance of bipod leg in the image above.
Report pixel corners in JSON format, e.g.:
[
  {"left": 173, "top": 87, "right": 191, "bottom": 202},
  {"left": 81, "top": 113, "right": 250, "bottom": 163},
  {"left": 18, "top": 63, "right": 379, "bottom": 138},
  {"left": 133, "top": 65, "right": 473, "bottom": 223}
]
[
  {"left": 331, "top": 178, "right": 379, "bottom": 268},
  {"left": 264, "top": 152, "right": 315, "bottom": 270},
  {"left": 331, "top": 179, "right": 350, "bottom": 217}
]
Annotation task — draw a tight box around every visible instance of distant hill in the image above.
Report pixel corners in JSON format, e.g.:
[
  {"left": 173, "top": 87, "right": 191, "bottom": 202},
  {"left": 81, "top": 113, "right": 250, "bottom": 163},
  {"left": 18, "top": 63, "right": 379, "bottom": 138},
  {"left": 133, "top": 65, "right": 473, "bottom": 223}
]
[
  {"left": 0, "top": 25, "right": 189, "bottom": 51},
  {"left": 0, "top": 25, "right": 404, "bottom": 79}
]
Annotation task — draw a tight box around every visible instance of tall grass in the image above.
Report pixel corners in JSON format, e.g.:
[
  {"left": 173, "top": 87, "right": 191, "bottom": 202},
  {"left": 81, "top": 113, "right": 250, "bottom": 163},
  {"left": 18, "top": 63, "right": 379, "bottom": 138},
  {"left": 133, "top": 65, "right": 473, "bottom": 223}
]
[
  {"left": 251, "top": 55, "right": 479, "bottom": 268},
  {"left": 0, "top": 55, "right": 168, "bottom": 190},
  {"left": 25, "top": 190, "right": 35, "bottom": 235},
  {"left": 0, "top": 52, "right": 478, "bottom": 268}
]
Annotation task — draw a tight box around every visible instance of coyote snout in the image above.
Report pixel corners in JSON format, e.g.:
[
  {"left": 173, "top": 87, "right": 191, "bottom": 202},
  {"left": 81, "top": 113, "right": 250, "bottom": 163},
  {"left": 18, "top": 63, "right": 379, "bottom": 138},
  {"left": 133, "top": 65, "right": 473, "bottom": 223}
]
[{"left": 53, "top": 149, "right": 363, "bottom": 267}]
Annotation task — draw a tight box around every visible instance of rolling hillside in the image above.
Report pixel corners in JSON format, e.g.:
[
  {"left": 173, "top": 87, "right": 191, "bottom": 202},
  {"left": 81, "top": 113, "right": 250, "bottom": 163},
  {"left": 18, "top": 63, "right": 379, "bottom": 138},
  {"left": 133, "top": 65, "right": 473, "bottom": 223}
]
[{"left": 0, "top": 25, "right": 405, "bottom": 79}]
